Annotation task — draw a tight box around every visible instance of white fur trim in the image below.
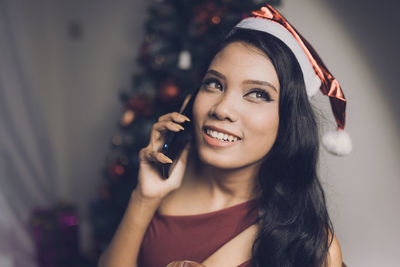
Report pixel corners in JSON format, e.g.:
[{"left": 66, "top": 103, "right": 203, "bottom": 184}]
[
  {"left": 322, "top": 129, "right": 352, "bottom": 156},
  {"left": 235, "top": 17, "right": 321, "bottom": 98}
]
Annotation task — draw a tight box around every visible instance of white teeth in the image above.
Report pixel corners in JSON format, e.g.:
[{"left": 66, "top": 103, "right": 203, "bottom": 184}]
[{"left": 205, "top": 129, "right": 238, "bottom": 142}]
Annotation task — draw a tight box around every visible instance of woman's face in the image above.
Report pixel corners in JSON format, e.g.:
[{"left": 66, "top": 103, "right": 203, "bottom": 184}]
[{"left": 193, "top": 42, "right": 280, "bottom": 170}]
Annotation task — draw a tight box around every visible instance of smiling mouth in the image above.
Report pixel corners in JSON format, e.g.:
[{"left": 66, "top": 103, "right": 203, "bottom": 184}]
[{"left": 204, "top": 128, "right": 241, "bottom": 142}]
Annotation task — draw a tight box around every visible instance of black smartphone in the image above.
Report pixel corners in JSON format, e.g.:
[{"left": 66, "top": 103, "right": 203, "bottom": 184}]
[{"left": 160, "top": 95, "right": 194, "bottom": 178}]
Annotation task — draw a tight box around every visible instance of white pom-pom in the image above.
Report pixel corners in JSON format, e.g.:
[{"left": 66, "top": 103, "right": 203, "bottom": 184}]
[
  {"left": 322, "top": 129, "right": 352, "bottom": 156},
  {"left": 307, "top": 75, "right": 322, "bottom": 98}
]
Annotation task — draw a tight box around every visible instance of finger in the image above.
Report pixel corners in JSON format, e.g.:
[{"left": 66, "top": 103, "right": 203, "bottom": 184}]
[
  {"left": 158, "top": 112, "right": 190, "bottom": 123},
  {"left": 179, "top": 94, "right": 192, "bottom": 113},
  {"left": 149, "top": 151, "right": 173, "bottom": 164},
  {"left": 140, "top": 148, "right": 172, "bottom": 164},
  {"left": 149, "top": 120, "right": 183, "bottom": 147},
  {"left": 152, "top": 120, "right": 185, "bottom": 133}
]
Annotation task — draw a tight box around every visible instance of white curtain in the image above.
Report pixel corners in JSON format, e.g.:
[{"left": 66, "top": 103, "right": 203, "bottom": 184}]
[{"left": 0, "top": 0, "right": 57, "bottom": 266}]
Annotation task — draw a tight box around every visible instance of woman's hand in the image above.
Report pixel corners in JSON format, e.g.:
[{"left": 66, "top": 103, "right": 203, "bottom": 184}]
[
  {"left": 98, "top": 112, "right": 191, "bottom": 267},
  {"left": 136, "top": 112, "right": 191, "bottom": 200}
]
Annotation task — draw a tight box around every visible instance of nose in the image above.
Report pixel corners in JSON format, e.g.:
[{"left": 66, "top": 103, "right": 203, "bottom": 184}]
[{"left": 209, "top": 93, "right": 239, "bottom": 122}]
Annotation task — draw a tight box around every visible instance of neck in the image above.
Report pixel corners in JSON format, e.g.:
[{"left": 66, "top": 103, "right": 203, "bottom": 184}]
[{"left": 196, "top": 161, "right": 262, "bottom": 203}]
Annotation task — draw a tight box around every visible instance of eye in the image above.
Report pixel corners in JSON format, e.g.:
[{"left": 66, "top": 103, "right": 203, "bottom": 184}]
[
  {"left": 245, "top": 89, "right": 272, "bottom": 102},
  {"left": 201, "top": 78, "right": 223, "bottom": 91}
]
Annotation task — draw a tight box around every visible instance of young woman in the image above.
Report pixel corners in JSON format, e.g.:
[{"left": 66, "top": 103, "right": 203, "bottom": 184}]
[{"left": 98, "top": 4, "right": 349, "bottom": 267}]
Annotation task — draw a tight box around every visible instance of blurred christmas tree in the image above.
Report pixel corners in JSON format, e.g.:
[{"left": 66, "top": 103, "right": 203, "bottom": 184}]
[{"left": 89, "top": 0, "right": 280, "bottom": 259}]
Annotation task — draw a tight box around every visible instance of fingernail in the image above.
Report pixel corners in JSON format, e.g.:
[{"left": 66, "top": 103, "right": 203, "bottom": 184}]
[
  {"left": 165, "top": 157, "right": 173, "bottom": 163},
  {"left": 183, "top": 115, "right": 190, "bottom": 122},
  {"left": 177, "top": 125, "right": 184, "bottom": 131}
]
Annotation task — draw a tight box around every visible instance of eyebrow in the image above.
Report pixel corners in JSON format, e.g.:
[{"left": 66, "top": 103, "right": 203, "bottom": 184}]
[
  {"left": 206, "top": 69, "right": 278, "bottom": 93},
  {"left": 243, "top": 80, "right": 278, "bottom": 93},
  {"left": 206, "top": 70, "right": 226, "bottom": 81}
]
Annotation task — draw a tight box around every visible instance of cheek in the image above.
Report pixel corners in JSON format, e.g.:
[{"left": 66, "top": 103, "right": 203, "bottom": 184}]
[
  {"left": 192, "top": 94, "right": 207, "bottom": 137},
  {"left": 192, "top": 92, "right": 211, "bottom": 123},
  {"left": 244, "top": 108, "right": 279, "bottom": 150}
]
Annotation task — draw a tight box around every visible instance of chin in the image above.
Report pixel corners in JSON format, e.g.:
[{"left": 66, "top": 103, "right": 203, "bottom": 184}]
[
  {"left": 196, "top": 146, "right": 262, "bottom": 171},
  {"left": 197, "top": 151, "right": 237, "bottom": 169}
]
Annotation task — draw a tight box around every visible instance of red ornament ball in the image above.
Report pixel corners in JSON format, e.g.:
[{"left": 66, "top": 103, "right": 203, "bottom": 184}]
[
  {"left": 128, "top": 94, "right": 152, "bottom": 117},
  {"left": 114, "top": 164, "right": 125, "bottom": 176},
  {"left": 159, "top": 81, "right": 179, "bottom": 101}
]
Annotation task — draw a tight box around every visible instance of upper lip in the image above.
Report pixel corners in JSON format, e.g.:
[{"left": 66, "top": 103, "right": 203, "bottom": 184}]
[{"left": 203, "top": 125, "right": 242, "bottom": 139}]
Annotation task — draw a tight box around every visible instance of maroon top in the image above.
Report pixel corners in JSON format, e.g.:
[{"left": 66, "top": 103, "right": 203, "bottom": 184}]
[{"left": 138, "top": 199, "right": 259, "bottom": 267}]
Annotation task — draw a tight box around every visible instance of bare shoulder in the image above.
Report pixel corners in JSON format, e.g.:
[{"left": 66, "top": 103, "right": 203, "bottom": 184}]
[
  {"left": 158, "top": 186, "right": 187, "bottom": 215},
  {"left": 158, "top": 172, "right": 201, "bottom": 215},
  {"left": 326, "top": 234, "right": 343, "bottom": 267}
]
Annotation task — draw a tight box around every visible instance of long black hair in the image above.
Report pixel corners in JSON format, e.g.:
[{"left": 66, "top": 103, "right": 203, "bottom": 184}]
[{"left": 196, "top": 28, "right": 334, "bottom": 267}]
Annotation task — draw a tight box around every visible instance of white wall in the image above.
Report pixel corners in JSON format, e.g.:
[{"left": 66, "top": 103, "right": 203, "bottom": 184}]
[
  {"left": 280, "top": 1, "right": 400, "bottom": 266},
  {"left": 20, "top": 0, "right": 400, "bottom": 265},
  {"left": 20, "top": 0, "right": 149, "bottom": 250}
]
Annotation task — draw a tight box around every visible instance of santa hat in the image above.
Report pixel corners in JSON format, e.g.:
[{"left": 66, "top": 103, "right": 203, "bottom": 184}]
[{"left": 234, "top": 4, "right": 352, "bottom": 156}]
